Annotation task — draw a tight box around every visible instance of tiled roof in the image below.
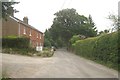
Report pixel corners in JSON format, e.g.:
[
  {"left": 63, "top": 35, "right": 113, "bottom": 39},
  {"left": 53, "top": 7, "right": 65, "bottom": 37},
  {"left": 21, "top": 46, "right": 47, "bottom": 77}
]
[{"left": 10, "top": 16, "right": 43, "bottom": 34}]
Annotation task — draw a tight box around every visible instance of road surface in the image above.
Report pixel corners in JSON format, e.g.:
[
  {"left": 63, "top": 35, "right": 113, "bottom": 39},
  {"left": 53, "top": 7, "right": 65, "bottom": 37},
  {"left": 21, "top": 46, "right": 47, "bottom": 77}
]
[{"left": 2, "top": 49, "right": 118, "bottom": 78}]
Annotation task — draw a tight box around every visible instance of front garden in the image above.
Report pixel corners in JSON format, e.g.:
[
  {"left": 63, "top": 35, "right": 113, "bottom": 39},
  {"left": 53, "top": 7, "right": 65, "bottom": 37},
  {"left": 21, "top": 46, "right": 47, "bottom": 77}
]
[{"left": 2, "top": 36, "right": 54, "bottom": 57}]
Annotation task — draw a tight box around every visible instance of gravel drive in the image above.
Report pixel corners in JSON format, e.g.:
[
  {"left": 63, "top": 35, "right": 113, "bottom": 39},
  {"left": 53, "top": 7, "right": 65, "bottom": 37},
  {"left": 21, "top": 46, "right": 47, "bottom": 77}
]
[{"left": 2, "top": 49, "right": 118, "bottom": 78}]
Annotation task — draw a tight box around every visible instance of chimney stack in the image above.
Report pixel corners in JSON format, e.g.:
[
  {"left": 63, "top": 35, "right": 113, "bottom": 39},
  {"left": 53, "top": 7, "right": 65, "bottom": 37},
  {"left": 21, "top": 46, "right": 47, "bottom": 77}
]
[{"left": 23, "top": 17, "right": 28, "bottom": 24}]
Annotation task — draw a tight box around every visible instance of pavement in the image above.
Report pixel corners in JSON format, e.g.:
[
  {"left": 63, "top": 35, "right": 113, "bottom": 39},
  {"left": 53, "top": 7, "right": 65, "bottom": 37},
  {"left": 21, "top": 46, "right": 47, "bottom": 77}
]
[{"left": 2, "top": 49, "right": 118, "bottom": 78}]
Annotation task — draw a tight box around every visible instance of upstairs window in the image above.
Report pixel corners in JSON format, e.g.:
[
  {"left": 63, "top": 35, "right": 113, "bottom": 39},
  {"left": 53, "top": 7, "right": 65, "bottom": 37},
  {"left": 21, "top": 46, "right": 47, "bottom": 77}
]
[
  {"left": 29, "top": 29, "right": 32, "bottom": 36},
  {"left": 40, "top": 33, "right": 41, "bottom": 39},
  {"left": 37, "top": 33, "right": 38, "bottom": 38},
  {"left": 23, "top": 27, "right": 26, "bottom": 34}
]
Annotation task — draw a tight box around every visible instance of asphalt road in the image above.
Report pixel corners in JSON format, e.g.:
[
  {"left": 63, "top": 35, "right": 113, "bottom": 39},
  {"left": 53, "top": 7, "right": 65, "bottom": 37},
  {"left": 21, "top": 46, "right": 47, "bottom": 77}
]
[{"left": 2, "top": 49, "right": 118, "bottom": 78}]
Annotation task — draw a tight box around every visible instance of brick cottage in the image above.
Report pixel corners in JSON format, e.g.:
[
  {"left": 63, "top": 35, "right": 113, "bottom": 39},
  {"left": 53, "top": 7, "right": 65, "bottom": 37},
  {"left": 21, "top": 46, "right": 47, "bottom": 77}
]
[{"left": 2, "top": 15, "right": 44, "bottom": 51}]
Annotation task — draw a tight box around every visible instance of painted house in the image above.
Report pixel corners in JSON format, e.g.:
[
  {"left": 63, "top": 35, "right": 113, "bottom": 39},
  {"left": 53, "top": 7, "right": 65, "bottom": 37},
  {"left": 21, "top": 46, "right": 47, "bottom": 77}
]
[{"left": 2, "top": 16, "right": 44, "bottom": 51}]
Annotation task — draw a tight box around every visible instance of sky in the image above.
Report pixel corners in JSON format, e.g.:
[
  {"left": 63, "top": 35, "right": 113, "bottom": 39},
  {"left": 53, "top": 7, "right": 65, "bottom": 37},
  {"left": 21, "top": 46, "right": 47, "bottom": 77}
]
[{"left": 13, "top": 0, "right": 119, "bottom": 33}]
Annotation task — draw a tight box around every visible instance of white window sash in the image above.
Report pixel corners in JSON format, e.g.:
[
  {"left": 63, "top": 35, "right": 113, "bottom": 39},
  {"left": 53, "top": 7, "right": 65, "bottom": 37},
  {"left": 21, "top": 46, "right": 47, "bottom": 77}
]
[
  {"left": 23, "top": 27, "right": 26, "bottom": 34},
  {"left": 37, "top": 33, "right": 38, "bottom": 38},
  {"left": 40, "top": 33, "right": 41, "bottom": 39},
  {"left": 29, "top": 29, "right": 32, "bottom": 36}
]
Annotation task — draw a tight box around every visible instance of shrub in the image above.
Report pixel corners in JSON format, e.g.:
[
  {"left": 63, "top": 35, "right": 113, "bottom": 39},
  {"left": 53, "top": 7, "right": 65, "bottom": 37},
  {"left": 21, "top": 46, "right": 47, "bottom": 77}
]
[
  {"left": 2, "top": 37, "right": 30, "bottom": 49},
  {"left": 73, "top": 31, "right": 119, "bottom": 70},
  {"left": 2, "top": 48, "right": 38, "bottom": 56},
  {"left": 44, "top": 38, "right": 51, "bottom": 47},
  {"left": 75, "top": 37, "right": 98, "bottom": 59},
  {"left": 39, "top": 50, "right": 54, "bottom": 57},
  {"left": 43, "top": 47, "right": 51, "bottom": 51},
  {"left": 69, "top": 35, "right": 81, "bottom": 44}
]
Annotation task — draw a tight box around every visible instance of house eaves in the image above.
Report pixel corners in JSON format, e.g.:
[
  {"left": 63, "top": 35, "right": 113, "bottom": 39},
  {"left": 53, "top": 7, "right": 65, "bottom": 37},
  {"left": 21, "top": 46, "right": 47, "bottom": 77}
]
[{"left": 10, "top": 16, "right": 43, "bottom": 34}]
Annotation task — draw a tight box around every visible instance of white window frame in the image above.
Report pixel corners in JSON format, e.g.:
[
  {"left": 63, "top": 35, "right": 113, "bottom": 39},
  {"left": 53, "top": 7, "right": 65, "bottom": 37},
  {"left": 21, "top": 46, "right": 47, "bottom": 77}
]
[
  {"left": 29, "top": 29, "right": 32, "bottom": 36},
  {"left": 37, "top": 33, "right": 38, "bottom": 38},
  {"left": 40, "top": 33, "right": 41, "bottom": 39},
  {"left": 23, "top": 27, "right": 26, "bottom": 34}
]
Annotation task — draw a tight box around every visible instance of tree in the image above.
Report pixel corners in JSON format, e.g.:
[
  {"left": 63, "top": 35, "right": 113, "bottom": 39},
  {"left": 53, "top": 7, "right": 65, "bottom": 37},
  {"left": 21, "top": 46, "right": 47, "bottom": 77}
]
[
  {"left": 69, "top": 35, "right": 80, "bottom": 45},
  {"left": 108, "top": 14, "right": 119, "bottom": 31},
  {"left": 48, "top": 8, "right": 97, "bottom": 47},
  {"left": 44, "top": 29, "right": 52, "bottom": 47},
  {"left": 88, "top": 14, "right": 98, "bottom": 36},
  {"left": 104, "top": 29, "right": 109, "bottom": 33},
  {"left": 1, "top": 1, "right": 19, "bottom": 20},
  {"left": 98, "top": 29, "right": 109, "bottom": 36}
]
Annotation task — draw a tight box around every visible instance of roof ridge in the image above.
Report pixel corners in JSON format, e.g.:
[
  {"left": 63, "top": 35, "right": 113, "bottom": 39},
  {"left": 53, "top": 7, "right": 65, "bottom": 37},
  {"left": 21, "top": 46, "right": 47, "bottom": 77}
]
[{"left": 10, "top": 16, "right": 43, "bottom": 34}]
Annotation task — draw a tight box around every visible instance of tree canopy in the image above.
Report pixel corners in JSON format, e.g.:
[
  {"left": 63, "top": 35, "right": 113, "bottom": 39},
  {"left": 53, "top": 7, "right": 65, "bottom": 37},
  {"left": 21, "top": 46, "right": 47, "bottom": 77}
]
[
  {"left": 108, "top": 14, "right": 119, "bottom": 31},
  {"left": 45, "top": 8, "right": 98, "bottom": 47},
  {"left": 0, "top": 1, "right": 19, "bottom": 20}
]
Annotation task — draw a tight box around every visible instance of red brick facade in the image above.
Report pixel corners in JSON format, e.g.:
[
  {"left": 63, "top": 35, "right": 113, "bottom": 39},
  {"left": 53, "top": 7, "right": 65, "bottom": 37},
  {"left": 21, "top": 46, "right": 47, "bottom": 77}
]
[{"left": 2, "top": 16, "right": 44, "bottom": 48}]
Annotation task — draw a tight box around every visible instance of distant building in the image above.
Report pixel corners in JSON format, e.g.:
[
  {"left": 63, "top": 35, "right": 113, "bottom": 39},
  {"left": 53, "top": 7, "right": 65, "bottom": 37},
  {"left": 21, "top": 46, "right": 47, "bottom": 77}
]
[{"left": 2, "top": 15, "right": 44, "bottom": 51}]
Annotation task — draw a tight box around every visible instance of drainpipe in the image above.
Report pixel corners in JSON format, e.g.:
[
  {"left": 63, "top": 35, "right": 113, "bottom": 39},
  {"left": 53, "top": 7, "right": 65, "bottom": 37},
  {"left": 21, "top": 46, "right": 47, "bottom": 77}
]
[{"left": 18, "top": 22, "right": 20, "bottom": 37}]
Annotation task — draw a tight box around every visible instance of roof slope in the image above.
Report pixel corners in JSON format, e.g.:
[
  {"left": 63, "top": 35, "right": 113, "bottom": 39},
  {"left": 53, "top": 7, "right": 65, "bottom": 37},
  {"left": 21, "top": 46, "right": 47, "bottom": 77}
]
[{"left": 9, "top": 16, "right": 43, "bottom": 34}]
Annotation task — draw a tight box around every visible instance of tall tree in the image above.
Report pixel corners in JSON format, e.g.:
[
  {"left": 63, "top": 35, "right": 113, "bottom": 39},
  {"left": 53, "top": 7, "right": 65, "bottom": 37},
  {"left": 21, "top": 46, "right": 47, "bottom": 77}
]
[
  {"left": 48, "top": 8, "right": 97, "bottom": 47},
  {"left": 108, "top": 14, "right": 119, "bottom": 31},
  {"left": 0, "top": 1, "right": 19, "bottom": 20},
  {"left": 44, "top": 29, "right": 53, "bottom": 47},
  {"left": 87, "top": 14, "right": 98, "bottom": 36},
  {"left": 98, "top": 29, "right": 109, "bottom": 36}
]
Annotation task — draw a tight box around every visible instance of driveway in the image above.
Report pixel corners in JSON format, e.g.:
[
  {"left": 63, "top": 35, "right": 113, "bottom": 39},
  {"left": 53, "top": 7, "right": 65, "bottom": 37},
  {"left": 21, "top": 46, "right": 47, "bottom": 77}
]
[{"left": 2, "top": 49, "right": 118, "bottom": 78}]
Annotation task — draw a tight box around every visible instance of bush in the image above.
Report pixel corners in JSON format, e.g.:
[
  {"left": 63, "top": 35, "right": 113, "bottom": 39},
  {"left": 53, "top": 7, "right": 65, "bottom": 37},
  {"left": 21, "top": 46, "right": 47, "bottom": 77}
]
[
  {"left": 2, "top": 36, "right": 30, "bottom": 49},
  {"left": 43, "top": 47, "right": 51, "bottom": 51},
  {"left": 73, "top": 31, "right": 119, "bottom": 70},
  {"left": 37, "top": 50, "right": 54, "bottom": 57},
  {"left": 69, "top": 35, "right": 81, "bottom": 44},
  {"left": 75, "top": 37, "right": 98, "bottom": 59},
  {"left": 44, "top": 38, "right": 51, "bottom": 47},
  {"left": 2, "top": 48, "right": 38, "bottom": 56}
]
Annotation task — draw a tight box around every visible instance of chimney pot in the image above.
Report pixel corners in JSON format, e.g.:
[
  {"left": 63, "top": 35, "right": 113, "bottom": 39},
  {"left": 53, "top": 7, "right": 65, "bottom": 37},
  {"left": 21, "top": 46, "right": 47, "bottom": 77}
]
[{"left": 23, "top": 17, "right": 28, "bottom": 24}]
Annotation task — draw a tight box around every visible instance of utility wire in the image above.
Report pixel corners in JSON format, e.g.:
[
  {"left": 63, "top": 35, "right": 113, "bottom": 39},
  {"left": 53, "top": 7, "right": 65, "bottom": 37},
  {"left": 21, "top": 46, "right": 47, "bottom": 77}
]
[
  {"left": 67, "top": 0, "right": 72, "bottom": 8},
  {"left": 60, "top": 0, "right": 72, "bottom": 10},
  {"left": 60, "top": 0, "right": 66, "bottom": 10}
]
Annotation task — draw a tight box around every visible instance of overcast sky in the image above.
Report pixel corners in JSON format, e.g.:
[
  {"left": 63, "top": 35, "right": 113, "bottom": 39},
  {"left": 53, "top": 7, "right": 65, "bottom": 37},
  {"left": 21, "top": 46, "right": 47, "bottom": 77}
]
[{"left": 13, "top": 0, "right": 119, "bottom": 33}]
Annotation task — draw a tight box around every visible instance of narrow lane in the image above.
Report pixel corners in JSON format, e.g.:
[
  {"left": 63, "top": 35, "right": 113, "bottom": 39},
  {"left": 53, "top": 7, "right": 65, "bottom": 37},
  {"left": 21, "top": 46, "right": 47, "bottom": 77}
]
[{"left": 2, "top": 49, "right": 118, "bottom": 78}]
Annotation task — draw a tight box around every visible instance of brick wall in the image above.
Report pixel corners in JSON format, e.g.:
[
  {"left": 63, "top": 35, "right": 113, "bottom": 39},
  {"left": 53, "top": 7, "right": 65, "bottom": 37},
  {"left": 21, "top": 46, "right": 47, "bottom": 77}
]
[
  {"left": 19, "top": 23, "right": 44, "bottom": 48},
  {"left": 2, "top": 17, "right": 44, "bottom": 48},
  {"left": 2, "top": 17, "right": 19, "bottom": 37}
]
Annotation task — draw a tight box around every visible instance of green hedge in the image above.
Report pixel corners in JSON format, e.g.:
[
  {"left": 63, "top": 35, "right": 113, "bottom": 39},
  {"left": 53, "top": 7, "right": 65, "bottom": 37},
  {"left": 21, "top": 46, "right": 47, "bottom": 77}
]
[
  {"left": 2, "top": 37, "right": 30, "bottom": 49},
  {"left": 74, "top": 37, "right": 99, "bottom": 59},
  {"left": 73, "top": 31, "right": 119, "bottom": 70},
  {"left": 2, "top": 48, "right": 37, "bottom": 56},
  {"left": 2, "top": 36, "right": 39, "bottom": 56}
]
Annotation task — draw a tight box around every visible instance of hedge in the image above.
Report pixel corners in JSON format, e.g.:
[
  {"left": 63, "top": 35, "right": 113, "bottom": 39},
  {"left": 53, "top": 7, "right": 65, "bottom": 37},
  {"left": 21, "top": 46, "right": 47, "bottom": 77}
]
[
  {"left": 2, "top": 37, "right": 30, "bottom": 49},
  {"left": 2, "top": 48, "right": 37, "bottom": 56},
  {"left": 73, "top": 31, "right": 119, "bottom": 70}
]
